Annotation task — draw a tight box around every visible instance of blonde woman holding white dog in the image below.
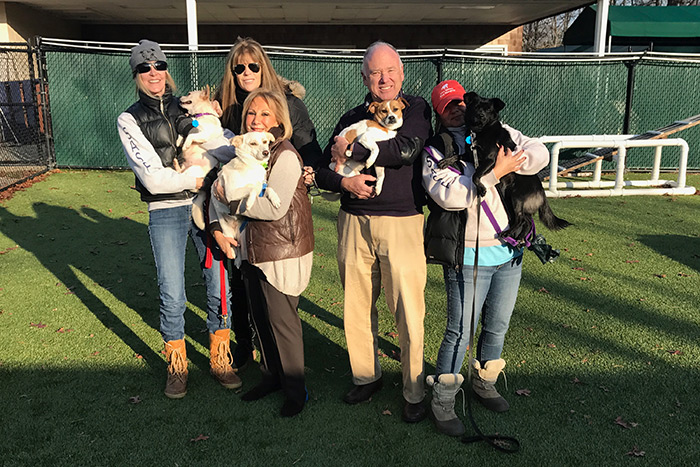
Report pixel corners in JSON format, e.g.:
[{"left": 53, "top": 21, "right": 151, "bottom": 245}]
[
  {"left": 117, "top": 40, "right": 241, "bottom": 399},
  {"left": 211, "top": 88, "right": 314, "bottom": 417},
  {"left": 215, "top": 37, "right": 322, "bottom": 372}
]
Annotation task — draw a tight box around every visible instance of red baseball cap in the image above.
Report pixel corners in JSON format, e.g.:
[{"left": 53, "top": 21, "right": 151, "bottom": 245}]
[{"left": 431, "top": 80, "right": 466, "bottom": 115}]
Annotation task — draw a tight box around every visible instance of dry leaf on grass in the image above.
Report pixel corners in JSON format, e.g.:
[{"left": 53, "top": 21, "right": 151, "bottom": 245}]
[{"left": 626, "top": 446, "right": 645, "bottom": 457}]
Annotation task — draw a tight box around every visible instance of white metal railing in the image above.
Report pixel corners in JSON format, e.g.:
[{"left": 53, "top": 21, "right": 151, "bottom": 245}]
[{"left": 537, "top": 135, "right": 696, "bottom": 198}]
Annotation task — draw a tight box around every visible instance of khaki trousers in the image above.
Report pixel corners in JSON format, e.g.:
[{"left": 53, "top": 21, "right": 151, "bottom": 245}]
[{"left": 337, "top": 210, "right": 426, "bottom": 403}]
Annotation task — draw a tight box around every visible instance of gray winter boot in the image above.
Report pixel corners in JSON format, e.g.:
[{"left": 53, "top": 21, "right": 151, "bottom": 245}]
[
  {"left": 426, "top": 373, "right": 465, "bottom": 436},
  {"left": 471, "top": 358, "right": 509, "bottom": 412}
]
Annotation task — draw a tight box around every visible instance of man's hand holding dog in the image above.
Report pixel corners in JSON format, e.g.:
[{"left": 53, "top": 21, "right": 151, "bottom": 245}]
[
  {"left": 493, "top": 147, "right": 525, "bottom": 180},
  {"left": 340, "top": 174, "right": 376, "bottom": 199},
  {"left": 331, "top": 135, "right": 351, "bottom": 170},
  {"left": 332, "top": 135, "right": 377, "bottom": 199}
]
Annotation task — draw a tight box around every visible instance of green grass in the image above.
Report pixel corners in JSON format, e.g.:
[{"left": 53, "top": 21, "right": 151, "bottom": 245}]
[{"left": 1, "top": 170, "right": 699, "bottom": 466}]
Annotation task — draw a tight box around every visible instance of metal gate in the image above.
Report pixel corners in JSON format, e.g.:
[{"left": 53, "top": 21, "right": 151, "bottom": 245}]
[{"left": 0, "top": 41, "right": 53, "bottom": 192}]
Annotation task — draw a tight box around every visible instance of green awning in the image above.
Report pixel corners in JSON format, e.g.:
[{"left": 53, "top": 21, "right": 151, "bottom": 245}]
[
  {"left": 564, "top": 5, "right": 700, "bottom": 45},
  {"left": 595, "top": 5, "right": 700, "bottom": 38}
]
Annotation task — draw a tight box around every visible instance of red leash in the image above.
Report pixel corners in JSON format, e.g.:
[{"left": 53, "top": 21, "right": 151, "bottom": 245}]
[{"left": 202, "top": 194, "right": 228, "bottom": 325}]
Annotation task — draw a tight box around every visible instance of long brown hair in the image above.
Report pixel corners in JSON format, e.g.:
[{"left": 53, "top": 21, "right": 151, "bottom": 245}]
[{"left": 216, "top": 37, "right": 286, "bottom": 130}]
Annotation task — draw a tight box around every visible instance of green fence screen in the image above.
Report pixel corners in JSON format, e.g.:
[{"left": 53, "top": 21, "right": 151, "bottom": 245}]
[{"left": 44, "top": 47, "right": 700, "bottom": 170}]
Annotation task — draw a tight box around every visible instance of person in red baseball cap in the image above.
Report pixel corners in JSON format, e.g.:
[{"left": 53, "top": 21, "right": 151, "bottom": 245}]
[
  {"left": 431, "top": 80, "right": 470, "bottom": 130},
  {"left": 420, "top": 80, "right": 549, "bottom": 437}
]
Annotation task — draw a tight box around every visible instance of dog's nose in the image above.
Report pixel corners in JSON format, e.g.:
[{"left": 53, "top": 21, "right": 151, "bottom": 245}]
[
  {"left": 263, "top": 150, "right": 269, "bottom": 156},
  {"left": 387, "top": 116, "right": 396, "bottom": 124}
]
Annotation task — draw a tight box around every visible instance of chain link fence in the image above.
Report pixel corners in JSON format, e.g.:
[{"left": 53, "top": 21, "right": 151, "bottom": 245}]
[
  {"left": 40, "top": 40, "right": 700, "bottom": 172},
  {"left": 0, "top": 43, "right": 53, "bottom": 192}
]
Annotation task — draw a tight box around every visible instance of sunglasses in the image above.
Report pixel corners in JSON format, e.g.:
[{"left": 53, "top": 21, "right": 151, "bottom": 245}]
[
  {"left": 233, "top": 63, "right": 261, "bottom": 75},
  {"left": 135, "top": 61, "right": 168, "bottom": 74}
]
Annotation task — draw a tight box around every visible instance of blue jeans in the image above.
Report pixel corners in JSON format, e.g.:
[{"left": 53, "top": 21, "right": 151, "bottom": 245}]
[
  {"left": 435, "top": 255, "right": 522, "bottom": 375},
  {"left": 148, "top": 204, "right": 231, "bottom": 342}
]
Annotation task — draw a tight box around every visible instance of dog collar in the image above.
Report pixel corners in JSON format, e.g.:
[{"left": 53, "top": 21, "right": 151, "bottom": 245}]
[{"left": 190, "top": 112, "right": 218, "bottom": 128}]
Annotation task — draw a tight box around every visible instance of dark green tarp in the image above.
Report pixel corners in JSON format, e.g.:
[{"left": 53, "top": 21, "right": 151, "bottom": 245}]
[{"left": 564, "top": 5, "right": 700, "bottom": 50}]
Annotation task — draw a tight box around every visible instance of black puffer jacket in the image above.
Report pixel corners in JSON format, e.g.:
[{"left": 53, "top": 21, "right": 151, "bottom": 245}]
[
  {"left": 126, "top": 88, "right": 192, "bottom": 202},
  {"left": 221, "top": 84, "right": 323, "bottom": 170}
]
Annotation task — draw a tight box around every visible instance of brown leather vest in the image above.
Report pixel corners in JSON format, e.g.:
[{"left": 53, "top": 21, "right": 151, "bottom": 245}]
[{"left": 245, "top": 139, "right": 315, "bottom": 264}]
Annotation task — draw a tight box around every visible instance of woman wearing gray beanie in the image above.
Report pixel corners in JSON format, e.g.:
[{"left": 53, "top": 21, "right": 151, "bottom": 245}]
[{"left": 117, "top": 39, "right": 241, "bottom": 398}]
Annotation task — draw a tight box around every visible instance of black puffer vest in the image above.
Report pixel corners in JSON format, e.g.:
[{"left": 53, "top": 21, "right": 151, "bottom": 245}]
[
  {"left": 126, "top": 88, "right": 192, "bottom": 202},
  {"left": 424, "top": 128, "right": 467, "bottom": 270}
]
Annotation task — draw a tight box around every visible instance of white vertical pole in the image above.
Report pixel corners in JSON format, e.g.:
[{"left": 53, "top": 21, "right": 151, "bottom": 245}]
[
  {"left": 593, "top": 0, "right": 610, "bottom": 57},
  {"left": 186, "top": 0, "right": 198, "bottom": 51}
]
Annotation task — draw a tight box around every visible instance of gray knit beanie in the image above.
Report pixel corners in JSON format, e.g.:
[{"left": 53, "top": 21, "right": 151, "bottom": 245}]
[{"left": 129, "top": 39, "right": 167, "bottom": 72}]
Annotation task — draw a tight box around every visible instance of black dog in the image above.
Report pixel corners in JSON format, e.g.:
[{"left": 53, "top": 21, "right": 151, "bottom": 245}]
[{"left": 439, "top": 91, "right": 570, "bottom": 246}]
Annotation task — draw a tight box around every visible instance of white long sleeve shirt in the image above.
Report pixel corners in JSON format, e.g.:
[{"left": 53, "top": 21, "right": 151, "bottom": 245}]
[
  {"left": 422, "top": 123, "right": 550, "bottom": 248},
  {"left": 117, "top": 111, "right": 235, "bottom": 211}
]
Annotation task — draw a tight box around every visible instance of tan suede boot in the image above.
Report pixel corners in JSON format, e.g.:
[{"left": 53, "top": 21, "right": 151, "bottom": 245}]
[
  {"left": 164, "top": 339, "right": 188, "bottom": 399},
  {"left": 471, "top": 358, "right": 509, "bottom": 412},
  {"left": 427, "top": 373, "right": 466, "bottom": 436},
  {"left": 209, "top": 329, "right": 242, "bottom": 389}
]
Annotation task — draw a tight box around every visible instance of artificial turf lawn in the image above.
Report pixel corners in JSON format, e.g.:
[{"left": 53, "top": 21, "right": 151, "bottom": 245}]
[{"left": 1, "top": 170, "right": 699, "bottom": 466}]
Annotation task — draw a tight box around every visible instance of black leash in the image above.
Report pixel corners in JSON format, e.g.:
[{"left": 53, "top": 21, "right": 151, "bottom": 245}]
[{"left": 461, "top": 131, "right": 520, "bottom": 454}]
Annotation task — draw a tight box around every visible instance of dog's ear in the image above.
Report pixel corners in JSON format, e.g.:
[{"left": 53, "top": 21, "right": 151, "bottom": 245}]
[
  {"left": 212, "top": 100, "right": 223, "bottom": 117},
  {"left": 398, "top": 97, "right": 409, "bottom": 109},
  {"left": 463, "top": 92, "right": 478, "bottom": 106},
  {"left": 231, "top": 135, "right": 244, "bottom": 148},
  {"left": 491, "top": 98, "right": 505, "bottom": 112},
  {"left": 265, "top": 131, "right": 275, "bottom": 143},
  {"left": 368, "top": 102, "right": 380, "bottom": 114},
  {"left": 202, "top": 85, "right": 210, "bottom": 100}
]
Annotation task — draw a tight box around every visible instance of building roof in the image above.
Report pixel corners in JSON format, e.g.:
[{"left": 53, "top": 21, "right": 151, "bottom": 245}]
[{"left": 18, "top": 0, "right": 592, "bottom": 26}]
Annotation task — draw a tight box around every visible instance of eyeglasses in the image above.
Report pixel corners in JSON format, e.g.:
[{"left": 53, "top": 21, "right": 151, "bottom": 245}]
[
  {"left": 233, "top": 63, "right": 261, "bottom": 75},
  {"left": 135, "top": 61, "right": 168, "bottom": 74}
]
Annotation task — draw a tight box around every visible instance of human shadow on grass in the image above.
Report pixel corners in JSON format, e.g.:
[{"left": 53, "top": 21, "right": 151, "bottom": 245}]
[
  {"left": 0, "top": 202, "right": 213, "bottom": 372},
  {"left": 298, "top": 296, "right": 403, "bottom": 365},
  {"left": 519, "top": 269, "right": 700, "bottom": 361},
  {"left": 638, "top": 234, "right": 700, "bottom": 273},
  {"left": 4, "top": 361, "right": 698, "bottom": 465}
]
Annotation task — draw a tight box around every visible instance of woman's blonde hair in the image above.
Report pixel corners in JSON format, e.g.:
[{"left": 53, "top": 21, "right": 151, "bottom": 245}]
[
  {"left": 134, "top": 71, "right": 176, "bottom": 98},
  {"left": 241, "top": 88, "right": 292, "bottom": 140},
  {"left": 217, "top": 37, "right": 286, "bottom": 129}
]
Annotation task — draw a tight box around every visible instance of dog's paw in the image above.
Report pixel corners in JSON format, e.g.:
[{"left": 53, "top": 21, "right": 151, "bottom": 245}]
[
  {"left": 437, "top": 157, "right": 458, "bottom": 170},
  {"left": 266, "top": 187, "right": 281, "bottom": 208}
]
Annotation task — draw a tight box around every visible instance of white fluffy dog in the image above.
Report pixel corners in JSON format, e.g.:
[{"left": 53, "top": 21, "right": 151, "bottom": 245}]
[
  {"left": 173, "top": 86, "right": 222, "bottom": 181},
  {"left": 209, "top": 131, "right": 280, "bottom": 266}
]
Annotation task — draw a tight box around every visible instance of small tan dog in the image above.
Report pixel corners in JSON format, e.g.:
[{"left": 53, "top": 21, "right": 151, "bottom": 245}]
[
  {"left": 209, "top": 131, "right": 280, "bottom": 267},
  {"left": 173, "top": 86, "right": 222, "bottom": 181},
  {"left": 329, "top": 97, "right": 408, "bottom": 197}
]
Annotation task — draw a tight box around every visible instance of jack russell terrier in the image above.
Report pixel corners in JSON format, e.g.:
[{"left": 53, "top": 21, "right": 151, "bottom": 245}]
[{"left": 329, "top": 97, "right": 408, "bottom": 198}]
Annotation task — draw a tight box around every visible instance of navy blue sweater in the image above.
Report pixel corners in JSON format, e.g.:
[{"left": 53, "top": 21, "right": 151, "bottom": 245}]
[{"left": 315, "top": 92, "right": 431, "bottom": 216}]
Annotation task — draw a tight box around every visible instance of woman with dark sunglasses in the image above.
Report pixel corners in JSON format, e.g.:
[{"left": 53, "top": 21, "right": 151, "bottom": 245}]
[
  {"left": 117, "top": 40, "right": 241, "bottom": 399},
  {"left": 215, "top": 37, "right": 322, "bottom": 170},
  {"left": 214, "top": 37, "right": 322, "bottom": 373}
]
